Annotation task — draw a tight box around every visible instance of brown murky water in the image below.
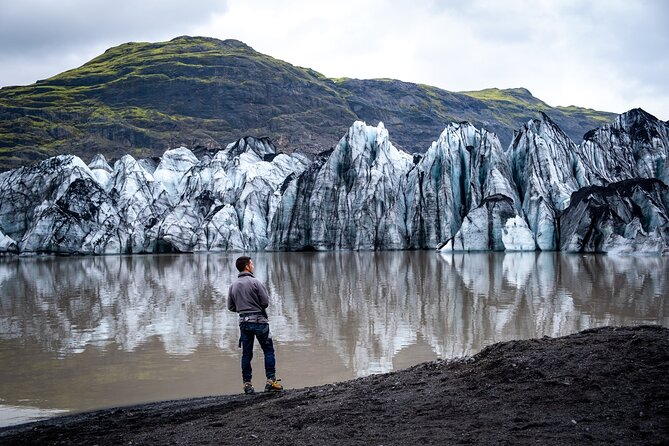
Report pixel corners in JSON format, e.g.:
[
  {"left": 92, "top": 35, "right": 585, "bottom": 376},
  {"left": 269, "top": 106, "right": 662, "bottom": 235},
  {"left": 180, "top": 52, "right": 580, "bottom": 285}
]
[{"left": 0, "top": 251, "right": 667, "bottom": 426}]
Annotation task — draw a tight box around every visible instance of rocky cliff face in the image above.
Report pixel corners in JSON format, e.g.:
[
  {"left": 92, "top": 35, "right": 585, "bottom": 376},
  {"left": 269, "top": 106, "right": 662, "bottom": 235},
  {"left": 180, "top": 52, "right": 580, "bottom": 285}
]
[{"left": 0, "top": 109, "right": 667, "bottom": 255}]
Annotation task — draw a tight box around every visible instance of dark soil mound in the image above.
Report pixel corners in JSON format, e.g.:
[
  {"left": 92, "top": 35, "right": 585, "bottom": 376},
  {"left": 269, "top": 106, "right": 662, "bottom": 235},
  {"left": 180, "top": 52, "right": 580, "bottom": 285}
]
[{"left": 1, "top": 325, "right": 667, "bottom": 445}]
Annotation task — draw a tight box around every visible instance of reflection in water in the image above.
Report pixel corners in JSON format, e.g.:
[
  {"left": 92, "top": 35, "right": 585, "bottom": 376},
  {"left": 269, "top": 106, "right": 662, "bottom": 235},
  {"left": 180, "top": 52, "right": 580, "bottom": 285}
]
[
  {"left": 0, "top": 405, "right": 67, "bottom": 428},
  {"left": 0, "top": 252, "right": 667, "bottom": 423}
]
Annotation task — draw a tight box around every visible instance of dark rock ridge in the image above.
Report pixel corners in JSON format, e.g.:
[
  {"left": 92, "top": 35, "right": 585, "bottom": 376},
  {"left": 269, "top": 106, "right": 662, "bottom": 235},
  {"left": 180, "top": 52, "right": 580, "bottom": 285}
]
[
  {"left": 0, "top": 36, "right": 615, "bottom": 172},
  {"left": 0, "top": 109, "right": 667, "bottom": 254}
]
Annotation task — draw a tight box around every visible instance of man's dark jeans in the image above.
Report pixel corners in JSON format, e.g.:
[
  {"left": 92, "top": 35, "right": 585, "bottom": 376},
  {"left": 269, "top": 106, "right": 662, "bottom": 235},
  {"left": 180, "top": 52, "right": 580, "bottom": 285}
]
[{"left": 239, "top": 322, "right": 275, "bottom": 382}]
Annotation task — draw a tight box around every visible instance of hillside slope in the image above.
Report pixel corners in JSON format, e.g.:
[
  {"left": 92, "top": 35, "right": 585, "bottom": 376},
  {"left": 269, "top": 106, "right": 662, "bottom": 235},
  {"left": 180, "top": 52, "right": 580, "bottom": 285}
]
[{"left": 0, "top": 36, "right": 616, "bottom": 171}]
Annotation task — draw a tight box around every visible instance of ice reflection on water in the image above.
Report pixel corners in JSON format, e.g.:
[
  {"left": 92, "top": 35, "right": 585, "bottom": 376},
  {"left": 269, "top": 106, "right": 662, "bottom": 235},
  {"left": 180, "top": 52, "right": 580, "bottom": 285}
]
[{"left": 0, "top": 252, "right": 666, "bottom": 424}]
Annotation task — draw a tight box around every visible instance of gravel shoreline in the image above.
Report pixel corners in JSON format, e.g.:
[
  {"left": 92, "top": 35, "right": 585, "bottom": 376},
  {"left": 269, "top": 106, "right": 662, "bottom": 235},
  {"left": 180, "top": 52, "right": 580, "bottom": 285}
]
[{"left": 1, "top": 325, "right": 667, "bottom": 445}]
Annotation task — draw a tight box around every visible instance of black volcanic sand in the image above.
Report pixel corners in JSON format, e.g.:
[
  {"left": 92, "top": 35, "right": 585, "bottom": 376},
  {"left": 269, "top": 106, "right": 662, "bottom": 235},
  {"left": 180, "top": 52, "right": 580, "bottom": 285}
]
[{"left": 1, "top": 326, "right": 667, "bottom": 445}]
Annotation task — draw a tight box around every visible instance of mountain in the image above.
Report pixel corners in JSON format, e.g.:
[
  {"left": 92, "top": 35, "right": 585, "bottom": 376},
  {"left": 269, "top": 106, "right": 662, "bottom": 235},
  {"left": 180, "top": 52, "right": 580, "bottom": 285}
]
[
  {"left": 0, "top": 36, "right": 615, "bottom": 172},
  {"left": 0, "top": 108, "right": 667, "bottom": 255}
]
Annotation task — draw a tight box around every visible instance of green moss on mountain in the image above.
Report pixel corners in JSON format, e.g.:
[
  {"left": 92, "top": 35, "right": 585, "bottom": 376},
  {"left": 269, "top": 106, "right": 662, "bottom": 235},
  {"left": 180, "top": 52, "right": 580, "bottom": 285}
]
[
  {"left": 0, "top": 36, "right": 617, "bottom": 171},
  {"left": 460, "top": 88, "right": 616, "bottom": 142}
]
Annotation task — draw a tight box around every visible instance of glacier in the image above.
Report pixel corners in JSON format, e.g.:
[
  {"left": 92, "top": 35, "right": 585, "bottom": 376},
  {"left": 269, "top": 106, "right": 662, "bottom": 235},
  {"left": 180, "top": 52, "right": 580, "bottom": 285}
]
[
  {"left": 0, "top": 108, "right": 667, "bottom": 255},
  {"left": 269, "top": 122, "right": 413, "bottom": 251}
]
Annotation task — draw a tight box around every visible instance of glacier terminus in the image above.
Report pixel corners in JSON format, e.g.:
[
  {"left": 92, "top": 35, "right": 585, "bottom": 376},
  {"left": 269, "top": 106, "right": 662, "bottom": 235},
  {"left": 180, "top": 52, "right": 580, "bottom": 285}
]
[{"left": 0, "top": 108, "right": 667, "bottom": 255}]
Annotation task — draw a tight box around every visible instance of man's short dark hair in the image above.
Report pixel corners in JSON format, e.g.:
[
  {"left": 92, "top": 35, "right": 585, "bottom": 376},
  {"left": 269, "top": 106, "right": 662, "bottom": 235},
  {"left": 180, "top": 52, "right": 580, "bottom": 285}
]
[{"left": 236, "top": 256, "right": 252, "bottom": 272}]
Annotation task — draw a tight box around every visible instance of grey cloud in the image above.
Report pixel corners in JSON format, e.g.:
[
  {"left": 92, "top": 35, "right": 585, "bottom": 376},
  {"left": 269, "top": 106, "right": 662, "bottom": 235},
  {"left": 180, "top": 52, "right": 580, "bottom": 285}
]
[
  {"left": 0, "top": 0, "right": 229, "bottom": 57},
  {"left": 427, "top": 0, "right": 668, "bottom": 115},
  {"left": 564, "top": 1, "right": 669, "bottom": 104}
]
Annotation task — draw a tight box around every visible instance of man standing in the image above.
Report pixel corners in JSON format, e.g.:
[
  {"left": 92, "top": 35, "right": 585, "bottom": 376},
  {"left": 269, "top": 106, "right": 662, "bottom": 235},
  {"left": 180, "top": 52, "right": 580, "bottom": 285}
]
[{"left": 227, "top": 256, "right": 283, "bottom": 394}]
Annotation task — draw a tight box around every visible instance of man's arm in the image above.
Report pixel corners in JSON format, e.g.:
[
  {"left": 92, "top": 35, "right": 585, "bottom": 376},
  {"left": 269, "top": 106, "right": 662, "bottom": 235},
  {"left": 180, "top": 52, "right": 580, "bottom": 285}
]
[
  {"left": 255, "top": 280, "right": 270, "bottom": 309},
  {"left": 227, "top": 284, "right": 237, "bottom": 312}
]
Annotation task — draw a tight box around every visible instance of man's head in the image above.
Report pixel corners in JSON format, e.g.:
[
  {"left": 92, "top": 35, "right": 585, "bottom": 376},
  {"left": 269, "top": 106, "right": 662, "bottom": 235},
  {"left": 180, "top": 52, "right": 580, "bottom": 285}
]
[{"left": 235, "top": 256, "right": 253, "bottom": 273}]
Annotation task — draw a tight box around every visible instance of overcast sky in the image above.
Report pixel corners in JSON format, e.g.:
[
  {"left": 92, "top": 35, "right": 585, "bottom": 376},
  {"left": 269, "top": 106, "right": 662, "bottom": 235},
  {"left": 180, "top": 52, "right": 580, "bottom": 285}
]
[{"left": 0, "top": 0, "right": 666, "bottom": 120}]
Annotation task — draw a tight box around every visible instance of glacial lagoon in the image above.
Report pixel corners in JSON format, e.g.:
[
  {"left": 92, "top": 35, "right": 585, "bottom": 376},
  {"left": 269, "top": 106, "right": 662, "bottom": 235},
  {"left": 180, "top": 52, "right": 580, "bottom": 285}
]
[{"left": 0, "top": 251, "right": 667, "bottom": 427}]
